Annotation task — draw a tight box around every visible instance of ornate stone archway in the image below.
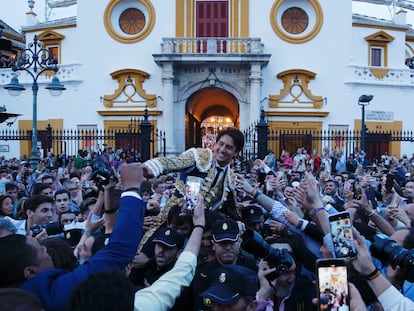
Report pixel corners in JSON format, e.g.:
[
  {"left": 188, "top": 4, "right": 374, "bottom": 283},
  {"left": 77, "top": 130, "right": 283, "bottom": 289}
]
[{"left": 185, "top": 87, "right": 240, "bottom": 149}]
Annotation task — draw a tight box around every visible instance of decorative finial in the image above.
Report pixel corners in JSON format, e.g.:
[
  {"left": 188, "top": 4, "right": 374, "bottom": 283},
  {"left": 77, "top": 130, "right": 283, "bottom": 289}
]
[{"left": 28, "top": 0, "right": 35, "bottom": 11}]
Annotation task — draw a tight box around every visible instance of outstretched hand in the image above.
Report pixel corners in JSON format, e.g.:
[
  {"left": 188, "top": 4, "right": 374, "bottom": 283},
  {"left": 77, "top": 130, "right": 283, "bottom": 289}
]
[
  {"left": 192, "top": 194, "right": 205, "bottom": 227},
  {"left": 293, "top": 171, "right": 323, "bottom": 213},
  {"left": 235, "top": 173, "right": 255, "bottom": 195},
  {"left": 120, "top": 163, "right": 144, "bottom": 189},
  {"left": 351, "top": 227, "right": 376, "bottom": 274},
  {"left": 85, "top": 211, "right": 105, "bottom": 233}
]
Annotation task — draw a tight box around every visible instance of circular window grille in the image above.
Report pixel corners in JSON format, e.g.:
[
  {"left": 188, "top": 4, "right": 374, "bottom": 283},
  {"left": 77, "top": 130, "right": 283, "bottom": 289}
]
[
  {"left": 119, "top": 8, "right": 146, "bottom": 35},
  {"left": 270, "top": 0, "right": 323, "bottom": 44},
  {"left": 281, "top": 7, "right": 309, "bottom": 35},
  {"left": 104, "top": 0, "right": 155, "bottom": 44}
]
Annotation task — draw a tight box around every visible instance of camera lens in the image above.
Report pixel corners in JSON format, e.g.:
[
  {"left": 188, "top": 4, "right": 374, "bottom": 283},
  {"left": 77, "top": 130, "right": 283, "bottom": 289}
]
[
  {"left": 241, "top": 229, "right": 293, "bottom": 280},
  {"left": 371, "top": 234, "right": 414, "bottom": 282}
]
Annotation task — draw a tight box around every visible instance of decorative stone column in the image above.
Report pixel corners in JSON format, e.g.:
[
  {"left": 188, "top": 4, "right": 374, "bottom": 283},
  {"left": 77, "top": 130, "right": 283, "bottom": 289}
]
[
  {"left": 249, "top": 63, "right": 262, "bottom": 124},
  {"left": 161, "top": 62, "right": 176, "bottom": 154}
]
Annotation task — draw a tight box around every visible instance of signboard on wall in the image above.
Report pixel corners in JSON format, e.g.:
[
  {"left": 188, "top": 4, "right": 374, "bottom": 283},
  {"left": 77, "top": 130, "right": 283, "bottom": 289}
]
[{"left": 366, "top": 111, "right": 393, "bottom": 122}]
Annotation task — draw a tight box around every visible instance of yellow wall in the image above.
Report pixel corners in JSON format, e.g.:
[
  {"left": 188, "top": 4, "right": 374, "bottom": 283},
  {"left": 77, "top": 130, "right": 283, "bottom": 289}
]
[
  {"left": 268, "top": 121, "right": 322, "bottom": 156},
  {"left": 18, "top": 119, "right": 63, "bottom": 157},
  {"left": 176, "top": 0, "right": 249, "bottom": 38},
  {"left": 354, "top": 120, "right": 402, "bottom": 158}
]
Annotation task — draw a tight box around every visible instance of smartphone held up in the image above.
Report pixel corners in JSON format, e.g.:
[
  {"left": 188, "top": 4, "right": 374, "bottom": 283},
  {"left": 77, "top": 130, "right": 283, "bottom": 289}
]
[
  {"left": 329, "top": 212, "right": 357, "bottom": 260},
  {"left": 316, "top": 258, "right": 349, "bottom": 311},
  {"left": 181, "top": 176, "right": 203, "bottom": 214}
]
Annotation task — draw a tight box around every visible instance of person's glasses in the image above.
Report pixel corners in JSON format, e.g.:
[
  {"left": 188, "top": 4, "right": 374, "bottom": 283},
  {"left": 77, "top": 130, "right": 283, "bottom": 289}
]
[{"left": 68, "top": 188, "right": 77, "bottom": 192}]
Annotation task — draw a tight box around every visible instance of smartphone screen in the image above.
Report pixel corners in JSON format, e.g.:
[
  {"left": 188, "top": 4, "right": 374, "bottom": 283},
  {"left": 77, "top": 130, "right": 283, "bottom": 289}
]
[
  {"left": 343, "top": 181, "right": 351, "bottom": 194},
  {"left": 365, "top": 187, "right": 378, "bottom": 209},
  {"left": 316, "top": 259, "right": 349, "bottom": 311},
  {"left": 329, "top": 212, "right": 357, "bottom": 260},
  {"left": 181, "top": 176, "right": 203, "bottom": 213}
]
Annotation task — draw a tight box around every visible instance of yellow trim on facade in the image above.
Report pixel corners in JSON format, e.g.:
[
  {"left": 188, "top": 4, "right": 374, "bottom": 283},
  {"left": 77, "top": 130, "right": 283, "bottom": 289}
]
[
  {"left": 103, "top": 0, "right": 155, "bottom": 44},
  {"left": 354, "top": 120, "right": 402, "bottom": 158},
  {"left": 23, "top": 24, "right": 76, "bottom": 33},
  {"left": 240, "top": 0, "right": 249, "bottom": 37},
  {"left": 270, "top": 0, "right": 323, "bottom": 44},
  {"left": 269, "top": 69, "right": 324, "bottom": 108},
  {"left": 231, "top": 0, "right": 236, "bottom": 38},
  {"left": 406, "top": 43, "right": 414, "bottom": 54},
  {"left": 103, "top": 119, "right": 157, "bottom": 129},
  {"left": 186, "top": 0, "right": 193, "bottom": 38},
  {"left": 38, "top": 30, "right": 65, "bottom": 41},
  {"left": 3, "top": 33, "right": 25, "bottom": 42},
  {"left": 406, "top": 36, "right": 414, "bottom": 43},
  {"left": 103, "top": 69, "right": 157, "bottom": 108},
  {"left": 267, "top": 120, "right": 323, "bottom": 156},
  {"left": 178, "top": 0, "right": 249, "bottom": 39},
  {"left": 269, "top": 120, "right": 322, "bottom": 130},
  {"left": 98, "top": 110, "right": 162, "bottom": 116},
  {"left": 38, "top": 30, "right": 65, "bottom": 64},
  {"left": 369, "top": 68, "right": 390, "bottom": 79},
  {"left": 365, "top": 31, "right": 394, "bottom": 67},
  {"left": 18, "top": 119, "right": 63, "bottom": 157},
  {"left": 265, "top": 111, "right": 329, "bottom": 117},
  {"left": 353, "top": 23, "right": 407, "bottom": 32},
  {"left": 176, "top": 0, "right": 185, "bottom": 37}
]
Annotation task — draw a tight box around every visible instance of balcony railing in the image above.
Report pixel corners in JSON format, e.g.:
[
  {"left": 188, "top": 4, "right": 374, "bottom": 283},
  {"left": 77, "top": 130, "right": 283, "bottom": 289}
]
[
  {"left": 346, "top": 65, "right": 414, "bottom": 86},
  {"left": 0, "top": 63, "right": 82, "bottom": 86},
  {"left": 160, "top": 37, "right": 264, "bottom": 55}
]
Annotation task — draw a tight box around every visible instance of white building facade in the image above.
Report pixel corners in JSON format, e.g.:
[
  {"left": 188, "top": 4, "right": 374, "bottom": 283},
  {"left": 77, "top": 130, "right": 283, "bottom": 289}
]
[{"left": 0, "top": 0, "right": 413, "bottom": 159}]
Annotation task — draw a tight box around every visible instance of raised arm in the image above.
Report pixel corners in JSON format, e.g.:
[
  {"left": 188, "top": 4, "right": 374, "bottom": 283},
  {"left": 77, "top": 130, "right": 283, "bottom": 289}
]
[
  {"left": 351, "top": 228, "right": 414, "bottom": 311},
  {"left": 294, "top": 172, "right": 330, "bottom": 235},
  {"left": 235, "top": 173, "right": 275, "bottom": 213},
  {"left": 133, "top": 195, "right": 205, "bottom": 311},
  {"left": 21, "top": 163, "right": 148, "bottom": 311},
  {"left": 355, "top": 189, "right": 394, "bottom": 236},
  {"left": 183, "top": 194, "right": 206, "bottom": 255}
]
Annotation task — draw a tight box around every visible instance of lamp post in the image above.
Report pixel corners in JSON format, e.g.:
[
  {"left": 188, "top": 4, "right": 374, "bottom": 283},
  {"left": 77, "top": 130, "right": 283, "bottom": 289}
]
[
  {"left": 4, "top": 35, "right": 65, "bottom": 169},
  {"left": 358, "top": 94, "right": 373, "bottom": 153}
]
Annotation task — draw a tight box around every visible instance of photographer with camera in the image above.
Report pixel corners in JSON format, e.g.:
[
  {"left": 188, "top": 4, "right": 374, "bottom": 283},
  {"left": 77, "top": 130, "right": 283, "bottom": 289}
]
[
  {"left": 256, "top": 241, "right": 316, "bottom": 311},
  {"left": 23, "top": 195, "right": 56, "bottom": 239},
  {"left": 351, "top": 228, "right": 414, "bottom": 310},
  {"left": 2, "top": 194, "right": 64, "bottom": 241},
  {"left": 368, "top": 227, "right": 414, "bottom": 302}
]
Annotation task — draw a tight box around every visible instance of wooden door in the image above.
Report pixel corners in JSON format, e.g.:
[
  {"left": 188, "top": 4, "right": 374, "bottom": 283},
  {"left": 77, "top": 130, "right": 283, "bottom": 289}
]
[{"left": 196, "top": 1, "right": 228, "bottom": 52}]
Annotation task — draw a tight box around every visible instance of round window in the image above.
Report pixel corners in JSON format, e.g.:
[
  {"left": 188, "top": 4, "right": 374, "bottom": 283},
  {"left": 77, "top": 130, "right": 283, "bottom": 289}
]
[
  {"left": 104, "top": 0, "right": 155, "bottom": 44},
  {"left": 270, "top": 0, "right": 323, "bottom": 44},
  {"left": 119, "top": 8, "right": 146, "bottom": 35},
  {"left": 281, "top": 7, "right": 308, "bottom": 35}
]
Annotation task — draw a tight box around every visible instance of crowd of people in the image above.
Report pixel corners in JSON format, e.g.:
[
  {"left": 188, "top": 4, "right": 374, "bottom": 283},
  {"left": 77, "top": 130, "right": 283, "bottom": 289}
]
[{"left": 0, "top": 127, "right": 414, "bottom": 311}]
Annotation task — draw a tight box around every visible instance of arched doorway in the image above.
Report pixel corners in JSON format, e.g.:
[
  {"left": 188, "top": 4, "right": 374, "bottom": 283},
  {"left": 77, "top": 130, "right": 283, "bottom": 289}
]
[{"left": 186, "top": 87, "right": 239, "bottom": 149}]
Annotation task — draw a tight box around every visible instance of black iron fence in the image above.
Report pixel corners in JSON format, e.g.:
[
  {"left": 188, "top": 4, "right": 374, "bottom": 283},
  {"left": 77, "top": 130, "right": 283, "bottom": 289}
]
[
  {"left": 242, "top": 123, "right": 414, "bottom": 163},
  {"left": 1, "top": 118, "right": 413, "bottom": 164},
  {"left": 0, "top": 122, "right": 166, "bottom": 161}
]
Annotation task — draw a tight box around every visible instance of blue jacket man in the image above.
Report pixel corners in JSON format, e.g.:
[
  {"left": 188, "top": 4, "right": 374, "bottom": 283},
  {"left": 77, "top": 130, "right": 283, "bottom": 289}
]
[{"left": 0, "top": 163, "right": 146, "bottom": 311}]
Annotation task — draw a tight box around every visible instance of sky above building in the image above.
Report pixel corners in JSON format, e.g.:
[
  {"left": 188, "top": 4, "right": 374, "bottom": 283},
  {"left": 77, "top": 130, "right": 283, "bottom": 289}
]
[
  {"left": 2, "top": 1, "right": 414, "bottom": 32},
  {"left": 2, "top": 0, "right": 76, "bottom": 32}
]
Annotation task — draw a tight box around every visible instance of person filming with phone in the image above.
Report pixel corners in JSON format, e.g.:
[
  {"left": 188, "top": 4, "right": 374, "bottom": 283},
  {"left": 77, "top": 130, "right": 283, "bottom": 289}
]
[
  {"left": 143, "top": 127, "right": 244, "bottom": 219},
  {"left": 139, "top": 128, "right": 244, "bottom": 250}
]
